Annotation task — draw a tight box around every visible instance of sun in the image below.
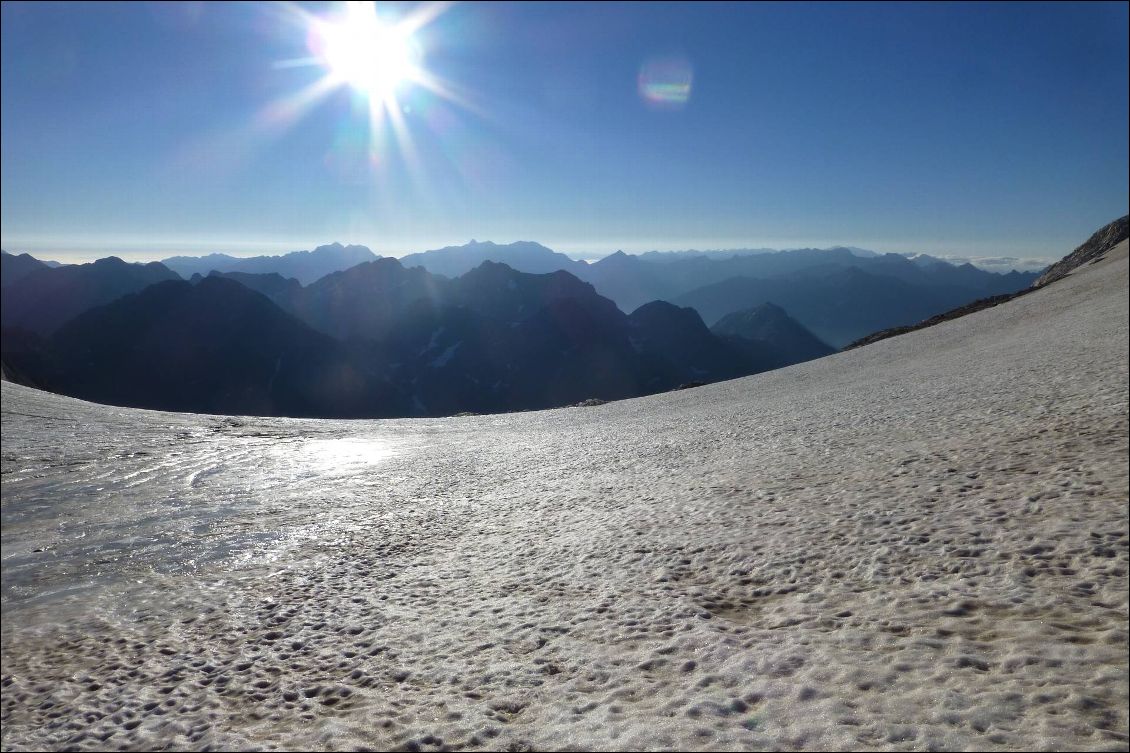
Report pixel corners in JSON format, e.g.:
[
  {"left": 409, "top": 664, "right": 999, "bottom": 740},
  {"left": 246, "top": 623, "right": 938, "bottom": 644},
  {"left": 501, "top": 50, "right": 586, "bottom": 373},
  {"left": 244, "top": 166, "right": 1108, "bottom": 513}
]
[
  {"left": 267, "top": 1, "right": 465, "bottom": 175},
  {"left": 311, "top": 2, "right": 420, "bottom": 101}
]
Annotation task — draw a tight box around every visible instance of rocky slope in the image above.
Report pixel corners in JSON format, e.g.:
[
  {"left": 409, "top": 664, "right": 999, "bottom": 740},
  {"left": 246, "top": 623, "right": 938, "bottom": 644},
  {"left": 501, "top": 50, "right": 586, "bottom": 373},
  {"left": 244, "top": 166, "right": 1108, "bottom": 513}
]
[{"left": 1033, "top": 214, "right": 1128, "bottom": 287}]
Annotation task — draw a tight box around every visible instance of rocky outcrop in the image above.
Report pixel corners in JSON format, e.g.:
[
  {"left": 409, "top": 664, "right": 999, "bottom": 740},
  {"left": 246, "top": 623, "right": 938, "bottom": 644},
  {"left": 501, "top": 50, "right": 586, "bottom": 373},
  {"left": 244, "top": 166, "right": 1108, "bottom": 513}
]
[{"left": 1033, "top": 215, "right": 1128, "bottom": 288}]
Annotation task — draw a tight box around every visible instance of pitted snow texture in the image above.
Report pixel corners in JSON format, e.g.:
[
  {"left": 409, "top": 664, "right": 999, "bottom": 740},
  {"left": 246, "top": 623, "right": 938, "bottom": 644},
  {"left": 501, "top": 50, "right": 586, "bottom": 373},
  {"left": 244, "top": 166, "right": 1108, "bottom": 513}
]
[{"left": 1, "top": 242, "right": 1128, "bottom": 751}]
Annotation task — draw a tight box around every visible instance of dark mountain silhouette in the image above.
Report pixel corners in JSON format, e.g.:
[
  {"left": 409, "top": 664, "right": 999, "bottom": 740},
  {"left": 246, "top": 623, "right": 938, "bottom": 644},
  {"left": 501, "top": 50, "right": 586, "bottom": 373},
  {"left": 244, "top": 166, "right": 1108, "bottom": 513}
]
[
  {"left": 285, "top": 260, "right": 762, "bottom": 414},
  {"left": 296, "top": 258, "right": 447, "bottom": 341},
  {"left": 190, "top": 260, "right": 446, "bottom": 342},
  {"left": 194, "top": 270, "right": 305, "bottom": 311},
  {"left": 711, "top": 303, "right": 836, "bottom": 368},
  {"left": 627, "top": 301, "right": 753, "bottom": 390},
  {"left": 0, "top": 327, "right": 51, "bottom": 388},
  {"left": 217, "top": 257, "right": 616, "bottom": 345},
  {"left": 390, "top": 297, "right": 643, "bottom": 416},
  {"left": 499, "top": 296, "right": 643, "bottom": 409},
  {"left": 305, "top": 261, "right": 643, "bottom": 414},
  {"left": 399, "top": 240, "right": 589, "bottom": 278},
  {"left": 0, "top": 256, "right": 181, "bottom": 335},
  {"left": 30, "top": 259, "right": 772, "bottom": 417},
  {"left": 32, "top": 277, "right": 395, "bottom": 417},
  {"left": 1, "top": 251, "right": 50, "bottom": 288},
  {"left": 162, "top": 243, "right": 378, "bottom": 285},
  {"left": 405, "top": 268, "right": 772, "bottom": 414},
  {"left": 451, "top": 261, "right": 614, "bottom": 319}
]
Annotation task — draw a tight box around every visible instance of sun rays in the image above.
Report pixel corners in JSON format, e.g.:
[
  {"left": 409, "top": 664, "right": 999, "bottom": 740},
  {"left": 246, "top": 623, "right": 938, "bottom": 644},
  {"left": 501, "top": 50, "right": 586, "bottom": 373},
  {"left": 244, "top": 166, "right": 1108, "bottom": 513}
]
[
  {"left": 311, "top": 1, "right": 419, "bottom": 101},
  {"left": 264, "top": 1, "right": 467, "bottom": 176}
]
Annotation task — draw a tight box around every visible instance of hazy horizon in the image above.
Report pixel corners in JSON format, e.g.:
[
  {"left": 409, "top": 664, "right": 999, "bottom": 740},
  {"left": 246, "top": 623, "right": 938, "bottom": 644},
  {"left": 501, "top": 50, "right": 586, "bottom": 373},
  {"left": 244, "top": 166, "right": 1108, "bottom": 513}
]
[
  {"left": 0, "top": 235, "right": 1063, "bottom": 274},
  {"left": 2, "top": 2, "right": 1126, "bottom": 272}
]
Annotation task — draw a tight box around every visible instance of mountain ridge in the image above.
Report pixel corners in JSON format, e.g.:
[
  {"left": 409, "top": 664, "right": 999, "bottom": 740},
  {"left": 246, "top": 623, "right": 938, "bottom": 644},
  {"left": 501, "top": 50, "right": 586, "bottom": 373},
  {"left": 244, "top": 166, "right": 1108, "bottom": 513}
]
[
  {"left": 4, "top": 260, "right": 798, "bottom": 417},
  {"left": 0, "top": 256, "right": 181, "bottom": 335},
  {"left": 162, "top": 243, "right": 378, "bottom": 285}
]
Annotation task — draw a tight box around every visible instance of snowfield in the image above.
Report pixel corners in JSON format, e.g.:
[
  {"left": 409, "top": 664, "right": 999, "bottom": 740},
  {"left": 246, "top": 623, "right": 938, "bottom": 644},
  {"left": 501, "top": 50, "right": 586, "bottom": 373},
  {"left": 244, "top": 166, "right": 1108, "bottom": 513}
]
[{"left": 2, "top": 242, "right": 1127, "bottom": 751}]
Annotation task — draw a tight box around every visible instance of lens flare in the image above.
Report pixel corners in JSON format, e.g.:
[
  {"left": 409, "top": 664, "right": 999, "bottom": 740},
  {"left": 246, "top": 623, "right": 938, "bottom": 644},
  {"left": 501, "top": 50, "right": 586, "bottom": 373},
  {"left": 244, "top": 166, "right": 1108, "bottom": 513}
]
[{"left": 638, "top": 56, "right": 693, "bottom": 109}]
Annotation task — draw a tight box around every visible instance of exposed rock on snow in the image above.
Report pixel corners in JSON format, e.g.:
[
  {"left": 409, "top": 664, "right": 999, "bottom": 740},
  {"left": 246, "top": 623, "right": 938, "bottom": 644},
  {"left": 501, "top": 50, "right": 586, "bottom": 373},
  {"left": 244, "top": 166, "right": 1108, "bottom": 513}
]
[{"left": 1033, "top": 214, "right": 1128, "bottom": 288}]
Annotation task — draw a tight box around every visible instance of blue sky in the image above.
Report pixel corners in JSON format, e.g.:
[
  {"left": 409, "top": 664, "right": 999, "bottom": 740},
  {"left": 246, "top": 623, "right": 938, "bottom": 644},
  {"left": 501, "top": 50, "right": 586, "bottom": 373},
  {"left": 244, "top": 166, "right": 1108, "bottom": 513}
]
[{"left": 2, "top": 1, "right": 1127, "bottom": 264}]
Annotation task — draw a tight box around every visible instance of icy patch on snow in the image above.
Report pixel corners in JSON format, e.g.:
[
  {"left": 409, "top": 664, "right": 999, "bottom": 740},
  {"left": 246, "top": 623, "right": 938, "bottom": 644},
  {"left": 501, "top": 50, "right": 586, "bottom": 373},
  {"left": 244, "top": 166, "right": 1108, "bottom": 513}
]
[{"left": 300, "top": 437, "right": 396, "bottom": 472}]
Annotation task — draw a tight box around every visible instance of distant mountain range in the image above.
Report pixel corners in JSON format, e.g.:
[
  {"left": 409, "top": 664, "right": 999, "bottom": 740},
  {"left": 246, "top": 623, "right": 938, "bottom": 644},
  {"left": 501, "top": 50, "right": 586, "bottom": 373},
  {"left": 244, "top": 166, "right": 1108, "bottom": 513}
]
[
  {"left": 0, "top": 234, "right": 1048, "bottom": 417},
  {"left": 389, "top": 241, "right": 1037, "bottom": 334},
  {"left": 161, "top": 242, "right": 377, "bottom": 285},
  {"left": 672, "top": 266, "right": 961, "bottom": 347},
  {"left": 634, "top": 245, "right": 880, "bottom": 263},
  {"left": 845, "top": 214, "right": 1130, "bottom": 350},
  {"left": 399, "top": 240, "right": 588, "bottom": 278},
  {"left": 7, "top": 239, "right": 1036, "bottom": 348},
  {"left": 577, "top": 247, "right": 1037, "bottom": 337},
  {"left": 3, "top": 258, "right": 831, "bottom": 417}
]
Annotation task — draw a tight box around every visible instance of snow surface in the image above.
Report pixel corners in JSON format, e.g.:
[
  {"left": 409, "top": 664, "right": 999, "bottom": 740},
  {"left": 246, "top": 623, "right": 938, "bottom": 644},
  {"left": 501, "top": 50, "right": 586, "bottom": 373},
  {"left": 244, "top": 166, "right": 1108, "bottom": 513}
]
[{"left": 1, "top": 242, "right": 1127, "bottom": 752}]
